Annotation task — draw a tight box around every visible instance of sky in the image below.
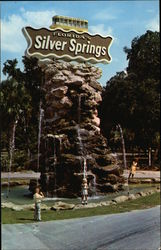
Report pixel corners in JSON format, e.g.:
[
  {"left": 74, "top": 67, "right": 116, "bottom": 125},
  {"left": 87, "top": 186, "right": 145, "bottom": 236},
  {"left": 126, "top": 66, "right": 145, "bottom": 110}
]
[{"left": 1, "top": 0, "right": 159, "bottom": 86}]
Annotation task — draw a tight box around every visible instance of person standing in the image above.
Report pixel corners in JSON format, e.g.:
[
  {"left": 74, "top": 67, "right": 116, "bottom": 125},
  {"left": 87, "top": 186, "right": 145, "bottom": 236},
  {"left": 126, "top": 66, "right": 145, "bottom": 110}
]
[
  {"left": 33, "top": 186, "right": 44, "bottom": 221},
  {"left": 128, "top": 159, "right": 138, "bottom": 179},
  {"left": 82, "top": 178, "right": 88, "bottom": 205}
]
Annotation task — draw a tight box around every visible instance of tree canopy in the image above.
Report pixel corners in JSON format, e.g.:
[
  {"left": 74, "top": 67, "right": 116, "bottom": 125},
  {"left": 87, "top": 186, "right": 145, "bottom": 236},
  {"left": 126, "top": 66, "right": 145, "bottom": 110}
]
[
  {"left": 100, "top": 30, "right": 160, "bottom": 156},
  {"left": 0, "top": 57, "right": 43, "bottom": 170}
]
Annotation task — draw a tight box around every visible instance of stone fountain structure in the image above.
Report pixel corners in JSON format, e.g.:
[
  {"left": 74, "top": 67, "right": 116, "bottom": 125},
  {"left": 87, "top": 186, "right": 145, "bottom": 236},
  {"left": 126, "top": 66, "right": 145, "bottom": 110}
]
[{"left": 38, "top": 60, "right": 124, "bottom": 198}]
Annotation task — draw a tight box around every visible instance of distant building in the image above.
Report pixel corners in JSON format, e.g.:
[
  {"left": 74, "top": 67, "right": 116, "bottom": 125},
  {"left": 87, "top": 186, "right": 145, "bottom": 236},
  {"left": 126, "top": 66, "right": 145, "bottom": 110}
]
[{"left": 50, "top": 15, "right": 88, "bottom": 32}]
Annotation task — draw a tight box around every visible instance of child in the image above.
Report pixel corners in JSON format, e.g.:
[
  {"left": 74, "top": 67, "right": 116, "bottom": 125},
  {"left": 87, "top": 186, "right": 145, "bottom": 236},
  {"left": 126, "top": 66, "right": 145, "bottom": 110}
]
[
  {"left": 82, "top": 178, "right": 88, "bottom": 205},
  {"left": 33, "top": 186, "right": 44, "bottom": 221},
  {"left": 128, "top": 159, "right": 138, "bottom": 179}
]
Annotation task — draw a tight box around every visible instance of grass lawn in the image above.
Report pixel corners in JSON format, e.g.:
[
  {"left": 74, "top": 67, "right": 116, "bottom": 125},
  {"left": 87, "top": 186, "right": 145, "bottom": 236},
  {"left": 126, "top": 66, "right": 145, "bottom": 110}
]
[{"left": 2, "top": 192, "right": 160, "bottom": 224}]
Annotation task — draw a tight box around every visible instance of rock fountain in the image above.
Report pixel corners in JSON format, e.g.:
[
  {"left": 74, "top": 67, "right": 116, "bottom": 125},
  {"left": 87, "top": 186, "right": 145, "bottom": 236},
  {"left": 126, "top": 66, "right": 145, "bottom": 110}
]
[{"left": 38, "top": 61, "right": 123, "bottom": 197}]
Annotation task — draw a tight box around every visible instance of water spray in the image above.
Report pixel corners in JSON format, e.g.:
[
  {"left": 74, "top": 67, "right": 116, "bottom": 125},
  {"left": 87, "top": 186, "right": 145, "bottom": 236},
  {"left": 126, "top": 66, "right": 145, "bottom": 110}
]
[
  {"left": 37, "top": 102, "right": 44, "bottom": 186},
  {"left": 6, "top": 119, "right": 18, "bottom": 198},
  {"left": 116, "top": 124, "right": 129, "bottom": 195}
]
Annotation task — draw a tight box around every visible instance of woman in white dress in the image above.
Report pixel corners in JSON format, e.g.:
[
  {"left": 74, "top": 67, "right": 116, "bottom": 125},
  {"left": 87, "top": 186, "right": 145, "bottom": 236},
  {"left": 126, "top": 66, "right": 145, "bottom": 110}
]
[{"left": 82, "top": 178, "right": 88, "bottom": 205}]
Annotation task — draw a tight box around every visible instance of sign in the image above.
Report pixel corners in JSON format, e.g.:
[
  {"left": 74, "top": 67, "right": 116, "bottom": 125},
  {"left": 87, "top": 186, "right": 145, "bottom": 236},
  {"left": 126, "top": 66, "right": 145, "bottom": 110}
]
[{"left": 22, "top": 27, "right": 113, "bottom": 64}]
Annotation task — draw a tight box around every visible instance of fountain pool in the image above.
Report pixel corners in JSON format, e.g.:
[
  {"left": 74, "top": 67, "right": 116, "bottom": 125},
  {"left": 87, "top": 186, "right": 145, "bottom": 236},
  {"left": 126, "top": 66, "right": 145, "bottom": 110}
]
[{"left": 1, "top": 183, "right": 159, "bottom": 206}]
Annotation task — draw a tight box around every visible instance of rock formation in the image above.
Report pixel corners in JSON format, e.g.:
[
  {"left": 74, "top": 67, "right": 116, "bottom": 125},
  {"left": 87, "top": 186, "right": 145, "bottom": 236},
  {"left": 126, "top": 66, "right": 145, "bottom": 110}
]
[{"left": 39, "top": 60, "right": 124, "bottom": 197}]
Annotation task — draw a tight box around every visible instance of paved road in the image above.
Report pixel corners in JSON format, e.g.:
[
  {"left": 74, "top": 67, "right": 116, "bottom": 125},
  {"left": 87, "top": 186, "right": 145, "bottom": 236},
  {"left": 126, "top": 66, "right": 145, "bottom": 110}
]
[
  {"left": 2, "top": 206, "right": 160, "bottom": 250},
  {"left": 1, "top": 170, "right": 160, "bottom": 179}
]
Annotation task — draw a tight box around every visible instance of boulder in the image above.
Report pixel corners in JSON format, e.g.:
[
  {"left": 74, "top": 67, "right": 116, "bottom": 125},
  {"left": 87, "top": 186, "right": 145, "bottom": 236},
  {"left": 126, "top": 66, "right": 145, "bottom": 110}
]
[
  {"left": 60, "top": 96, "right": 73, "bottom": 107},
  {"left": 146, "top": 190, "right": 154, "bottom": 195},
  {"left": 137, "top": 191, "right": 147, "bottom": 197},
  {"left": 62, "top": 70, "right": 72, "bottom": 76},
  {"left": 84, "top": 203, "right": 102, "bottom": 208},
  {"left": 112, "top": 195, "right": 129, "bottom": 203},
  {"left": 51, "top": 74, "right": 67, "bottom": 83},
  {"left": 12, "top": 206, "right": 24, "bottom": 211},
  {"left": 152, "top": 178, "right": 160, "bottom": 183},
  {"left": 100, "top": 201, "right": 113, "bottom": 206},
  {"left": 128, "top": 179, "right": 140, "bottom": 184},
  {"left": 1, "top": 202, "right": 35, "bottom": 211},
  {"left": 75, "top": 203, "right": 101, "bottom": 209},
  {"left": 66, "top": 75, "right": 84, "bottom": 86},
  {"left": 128, "top": 194, "right": 137, "bottom": 200},
  {"left": 80, "top": 83, "right": 95, "bottom": 95},
  {"left": 106, "top": 174, "right": 119, "bottom": 184},
  {"left": 40, "top": 204, "right": 51, "bottom": 210},
  {"left": 1, "top": 202, "right": 15, "bottom": 209},
  {"left": 51, "top": 201, "right": 75, "bottom": 211},
  {"left": 99, "top": 183, "right": 118, "bottom": 193},
  {"left": 92, "top": 115, "right": 100, "bottom": 127},
  {"left": 75, "top": 70, "right": 91, "bottom": 77},
  {"left": 50, "top": 86, "right": 68, "bottom": 98},
  {"left": 94, "top": 92, "right": 102, "bottom": 103},
  {"left": 50, "top": 97, "right": 72, "bottom": 109},
  {"left": 140, "top": 179, "right": 152, "bottom": 184},
  {"left": 89, "top": 80, "right": 103, "bottom": 92}
]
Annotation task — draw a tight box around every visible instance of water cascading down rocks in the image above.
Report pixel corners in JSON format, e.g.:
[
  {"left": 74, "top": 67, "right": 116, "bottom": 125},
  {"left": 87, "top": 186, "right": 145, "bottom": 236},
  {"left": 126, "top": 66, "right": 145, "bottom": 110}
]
[{"left": 39, "top": 61, "right": 124, "bottom": 197}]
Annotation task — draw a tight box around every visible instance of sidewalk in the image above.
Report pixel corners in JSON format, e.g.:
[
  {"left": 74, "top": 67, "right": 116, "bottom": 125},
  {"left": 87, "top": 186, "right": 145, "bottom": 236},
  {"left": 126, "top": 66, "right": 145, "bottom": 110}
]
[
  {"left": 1, "top": 170, "right": 160, "bottom": 179},
  {"left": 123, "top": 170, "right": 160, "bottom": 179},
  {"left": 1, "top": 171, "right": 40, "bottom": 179}
]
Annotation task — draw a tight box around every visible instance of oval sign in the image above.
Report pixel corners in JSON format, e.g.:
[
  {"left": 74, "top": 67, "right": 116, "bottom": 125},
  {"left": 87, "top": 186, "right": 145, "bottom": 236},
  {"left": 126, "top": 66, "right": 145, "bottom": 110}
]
[{"left": 22, "top": 27, "right": 113, "bottom": 64}]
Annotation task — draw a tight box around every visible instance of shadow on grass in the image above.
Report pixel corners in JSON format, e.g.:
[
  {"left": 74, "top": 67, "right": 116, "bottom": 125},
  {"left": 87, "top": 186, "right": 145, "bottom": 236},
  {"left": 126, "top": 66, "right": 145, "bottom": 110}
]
[{"left": 19, "top": 218, "right": 35, "bottom": 221}]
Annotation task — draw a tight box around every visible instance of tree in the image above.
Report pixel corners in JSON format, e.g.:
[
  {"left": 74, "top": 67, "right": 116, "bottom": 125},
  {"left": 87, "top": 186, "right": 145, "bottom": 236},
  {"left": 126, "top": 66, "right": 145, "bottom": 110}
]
[
  {"left": 100, "top": 30, "right": 160, "bottom": 163},
  {"left": 124, "top": 30, "right": 160, "bottom": 82},
  {"left": 3, "top": 59, "right": 23, "bottom": 82},
  {"left": 0, "top": 56, "right": 43, "bottom": 170}
]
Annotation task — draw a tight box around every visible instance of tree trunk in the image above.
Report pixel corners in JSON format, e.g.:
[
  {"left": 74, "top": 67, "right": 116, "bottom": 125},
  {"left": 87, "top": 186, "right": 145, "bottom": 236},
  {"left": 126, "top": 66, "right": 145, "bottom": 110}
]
[
  {"left": 148, "top": 147, "right": 152, "bottom": 167},
  {"left": 153, "top": 148, "right": 159, "bottom": 164}
]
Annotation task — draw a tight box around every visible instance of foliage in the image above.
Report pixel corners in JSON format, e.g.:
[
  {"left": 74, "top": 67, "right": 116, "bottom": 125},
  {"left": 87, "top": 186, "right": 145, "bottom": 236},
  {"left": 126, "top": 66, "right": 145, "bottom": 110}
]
[
  {"left": 124, "top": 30, "right": 160, "bottom": 81},
  {"left": 0, "top": 57, "right": 43, "bottom": 169},
  {"left": 100, "top": 30, "right": 160, "bottom": 159}
]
